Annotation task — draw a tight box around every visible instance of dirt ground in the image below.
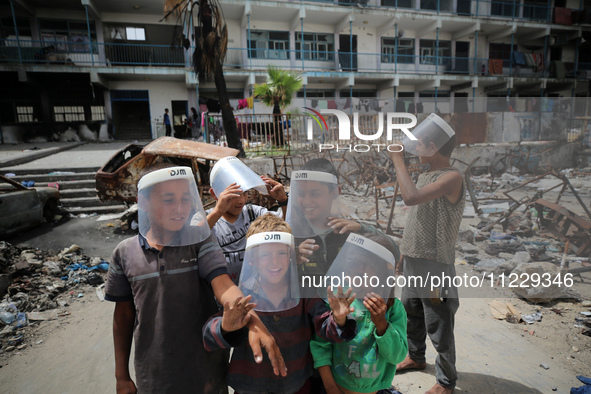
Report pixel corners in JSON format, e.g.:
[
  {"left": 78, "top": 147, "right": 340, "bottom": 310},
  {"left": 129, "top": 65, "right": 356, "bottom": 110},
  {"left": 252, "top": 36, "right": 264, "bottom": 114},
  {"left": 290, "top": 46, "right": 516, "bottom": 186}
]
[{"left": 1, "top": 173, "right": 590, "bottom": 394}]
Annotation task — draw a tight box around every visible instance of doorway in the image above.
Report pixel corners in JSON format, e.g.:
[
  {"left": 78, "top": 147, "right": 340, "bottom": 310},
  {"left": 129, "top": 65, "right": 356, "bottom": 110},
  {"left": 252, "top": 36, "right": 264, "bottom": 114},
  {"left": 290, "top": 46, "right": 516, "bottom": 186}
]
[{"left": 338, "top": 34, "right": 357, "bottom": 71}]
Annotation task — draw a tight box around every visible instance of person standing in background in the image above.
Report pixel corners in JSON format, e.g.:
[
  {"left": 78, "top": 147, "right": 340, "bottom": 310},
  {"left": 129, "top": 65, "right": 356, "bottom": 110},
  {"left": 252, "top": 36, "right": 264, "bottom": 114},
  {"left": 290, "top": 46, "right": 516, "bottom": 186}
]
[{"left": 164, "top": 108, "right": 172, "bottom": 137}]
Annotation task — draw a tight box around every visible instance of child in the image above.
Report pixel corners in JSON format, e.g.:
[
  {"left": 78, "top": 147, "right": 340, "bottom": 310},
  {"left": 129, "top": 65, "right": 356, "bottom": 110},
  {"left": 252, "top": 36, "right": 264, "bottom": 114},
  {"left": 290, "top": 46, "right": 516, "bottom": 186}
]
[
  {"left": 207, "top": 156, "right": 289, "bottom": 284},
  {"left": 105, "top": 163, "right": 286, "bottom": 394},
  {"left": 390, "top": 114, "right": 464, "bottom": 394},
  {"left": 310, "top": 233, "right": 408, "bottom": 394},
  {"left": 287, "top": 158, "right": 400, "bottom": 290},
  {"left": 203, "top": 213, "right": 358, "bottom": 394}
]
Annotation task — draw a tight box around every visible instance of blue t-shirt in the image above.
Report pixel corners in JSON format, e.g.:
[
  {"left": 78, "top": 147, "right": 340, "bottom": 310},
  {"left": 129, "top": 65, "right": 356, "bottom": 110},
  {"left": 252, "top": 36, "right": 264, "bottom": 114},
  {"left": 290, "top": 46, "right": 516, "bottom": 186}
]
[{"left": 164, "top": 113, "right": 170, "bottom": 125}]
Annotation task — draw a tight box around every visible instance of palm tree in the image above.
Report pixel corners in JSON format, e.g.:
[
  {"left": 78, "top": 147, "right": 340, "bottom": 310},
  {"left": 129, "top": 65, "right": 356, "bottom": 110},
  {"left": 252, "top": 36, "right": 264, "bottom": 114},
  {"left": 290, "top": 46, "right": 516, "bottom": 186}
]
[
  {"left": 254, "top": 66, "right": 303, "bottom": 147},
  {"left": 163, "top": 0, "right": 245, "bottom": 156}
]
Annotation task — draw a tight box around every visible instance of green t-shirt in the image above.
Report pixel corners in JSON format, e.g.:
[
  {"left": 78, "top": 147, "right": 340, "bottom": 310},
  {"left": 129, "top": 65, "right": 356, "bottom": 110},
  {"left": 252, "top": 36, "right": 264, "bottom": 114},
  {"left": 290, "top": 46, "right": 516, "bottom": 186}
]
[{"left": 310, "top": 298, "right": 408, "bottom": 393}]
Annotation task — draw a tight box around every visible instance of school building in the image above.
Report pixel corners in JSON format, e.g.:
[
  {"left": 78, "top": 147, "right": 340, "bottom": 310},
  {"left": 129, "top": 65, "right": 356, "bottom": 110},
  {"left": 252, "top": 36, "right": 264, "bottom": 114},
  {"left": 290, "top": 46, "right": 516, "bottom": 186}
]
[{"left": 0, "top": 0, "right": 590, "bottom": 142}]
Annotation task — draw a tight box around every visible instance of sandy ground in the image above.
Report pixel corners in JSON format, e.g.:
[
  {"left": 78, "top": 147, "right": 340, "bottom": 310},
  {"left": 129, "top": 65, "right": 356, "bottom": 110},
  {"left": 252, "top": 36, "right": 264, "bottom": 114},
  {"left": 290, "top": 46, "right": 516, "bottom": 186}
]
[{"left": 1, "top": 180, "right": 590, "bottom": 393}]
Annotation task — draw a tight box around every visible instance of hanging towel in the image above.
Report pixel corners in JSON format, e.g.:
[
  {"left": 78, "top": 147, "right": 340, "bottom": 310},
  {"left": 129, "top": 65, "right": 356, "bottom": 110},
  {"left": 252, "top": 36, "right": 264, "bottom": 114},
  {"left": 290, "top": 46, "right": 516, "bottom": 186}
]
[
  {"left": 535, "top": 53, "right": 545, "bottom": 72},
  {"left": 328, "top": 100, "right": 337, "bottom": 109},
  {"left": 524, "top": 53, "right": 535, "bottom": 67},
  {"left": 246, "top": 96, "right": 254, "bottom": 109},
  {"left": 318, "top": 100, "right": 328, "bottom": 109},
  {"left": 238, "top": 98, "right": 247, "bottom": 109},
  {"left": 488, "top": 59, "right": 503, "bottom": 75},
  {"left": 512, "top": 51, "right": 526, "bottom": 66}
]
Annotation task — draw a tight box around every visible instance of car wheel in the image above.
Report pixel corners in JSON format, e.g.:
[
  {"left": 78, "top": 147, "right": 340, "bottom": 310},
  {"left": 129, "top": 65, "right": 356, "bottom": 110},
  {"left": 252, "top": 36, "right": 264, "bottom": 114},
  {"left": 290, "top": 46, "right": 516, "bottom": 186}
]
[{"left": 43, "top": 198, "right": 62, "bottom": 222}]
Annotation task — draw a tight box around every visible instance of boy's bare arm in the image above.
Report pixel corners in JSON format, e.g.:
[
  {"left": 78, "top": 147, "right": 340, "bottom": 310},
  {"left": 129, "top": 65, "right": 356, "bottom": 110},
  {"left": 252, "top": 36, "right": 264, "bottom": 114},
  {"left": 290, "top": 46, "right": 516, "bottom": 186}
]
[
  {"left": 113, "top": 301, "right": 137, "bottom": 394},
  {"left": 389, "top": 151, "right": 463, "bottom": 206},
  {"left": 318, "top": 366, "right": 345, "bottom": 394},
  {"left": 210, "top": 274, "right": 288, "bottom": 376}
]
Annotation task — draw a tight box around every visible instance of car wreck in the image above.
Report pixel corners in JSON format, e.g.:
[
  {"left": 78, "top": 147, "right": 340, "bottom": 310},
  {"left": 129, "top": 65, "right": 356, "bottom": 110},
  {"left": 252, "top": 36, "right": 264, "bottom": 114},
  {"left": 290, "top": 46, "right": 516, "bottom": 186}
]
[
  {"left": 95, "top": 137, "right": 240, "bottom": 205},
  {"left": 0, "top": 174, "right": 62, "bottom": 238}
]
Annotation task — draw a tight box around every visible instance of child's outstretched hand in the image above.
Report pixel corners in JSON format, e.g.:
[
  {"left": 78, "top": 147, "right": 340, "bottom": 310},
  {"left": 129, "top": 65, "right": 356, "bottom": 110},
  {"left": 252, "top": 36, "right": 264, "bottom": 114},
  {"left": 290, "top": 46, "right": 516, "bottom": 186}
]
[
  {"left": 215, "top": 183, "right": 244, "bottom": 214},
  {"left": 327, "top": 217, "right": 361, "bottom": 235},
  {"left": 363, "top": 292, "right": 388, "bottom": 336},
  {"left": 327, "top": 286, "right": 356, "bottom": 327},
  {"left": 297, "top": 239, "right": 319, "bottom": 264},
  {"left": 221, "top": 295, "right": 256, "bottom": 333},
  {"left": 261, "top": 175, "right": 288, "bottom": 204}
]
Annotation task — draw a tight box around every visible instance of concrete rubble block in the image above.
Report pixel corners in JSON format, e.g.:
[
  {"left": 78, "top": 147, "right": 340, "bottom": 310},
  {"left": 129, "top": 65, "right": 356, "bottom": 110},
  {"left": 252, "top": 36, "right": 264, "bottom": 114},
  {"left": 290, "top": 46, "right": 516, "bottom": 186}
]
[
  {"left": 458, "top": 243, "right": 480, "bottom": 254},
  {"left": 513, "top": 251, "right": 531, "bottom": 264},
  {"left": 510, "top": 262, "right": 568, "bottom": 304},
  {"left": 457, "top": 225, "right": 477, "bottom": 243},
  {"left": 475, "top": 258, "right": 506, "bottom": 271},
  {"left": 499, "top": 252, "right": 514, "bottom": 260},
  {"left": 494, "top": 260, "right": 519, "bottom": 277}
]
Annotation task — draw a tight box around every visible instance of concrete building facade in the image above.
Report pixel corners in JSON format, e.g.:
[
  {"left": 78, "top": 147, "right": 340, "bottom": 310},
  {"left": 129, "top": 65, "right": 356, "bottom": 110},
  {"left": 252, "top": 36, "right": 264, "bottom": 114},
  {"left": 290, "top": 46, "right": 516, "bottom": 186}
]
[{"left": 1, "top": 0, "right": 590, "bottom": 143}]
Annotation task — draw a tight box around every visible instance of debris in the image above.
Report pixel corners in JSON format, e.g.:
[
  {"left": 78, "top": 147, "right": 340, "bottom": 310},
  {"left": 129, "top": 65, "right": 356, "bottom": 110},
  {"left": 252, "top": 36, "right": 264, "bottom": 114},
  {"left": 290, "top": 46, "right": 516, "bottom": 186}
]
[
  {"left": 485, "top": 243, "right": 526, "bottom": 256},
  {"left": 27, "top": 310, "right": 59, "bottom": 321},
  {"left": 582, "top": 301, "right": 591, "bottom": 307},
  {"left": 522, "top": 311, "right": 543, "bottom": 324},
  {"left": 488, "top": 300, "right": 521, "bottom": 322},
  {"left": 581, "top": 312, "right": 591, "bottom": 317},
  {"left": 475, "top": 259, "right": 506, "bottom": 271},
  {"left": 16, "top": 344, "right": 26, "bottom": 351},
  {"left": 510, "top": 262, "right": 568, "bottom": 304},
  {"left": 540, "top": 363, "right": 549, "bottom": 370},
  {"left": 458, "top": 243, "right": 479, "bottom": 254}
]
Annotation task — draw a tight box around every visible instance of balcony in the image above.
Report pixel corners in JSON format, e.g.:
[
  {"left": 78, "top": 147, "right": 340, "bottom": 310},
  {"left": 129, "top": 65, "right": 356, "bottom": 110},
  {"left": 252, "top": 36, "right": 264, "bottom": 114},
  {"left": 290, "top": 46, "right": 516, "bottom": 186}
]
[
  {"left": 0, "top": 39, "right": 189, "bottom": 68},
  {"left": 2, "top": 40, "right": 585, "bottom": 80}
]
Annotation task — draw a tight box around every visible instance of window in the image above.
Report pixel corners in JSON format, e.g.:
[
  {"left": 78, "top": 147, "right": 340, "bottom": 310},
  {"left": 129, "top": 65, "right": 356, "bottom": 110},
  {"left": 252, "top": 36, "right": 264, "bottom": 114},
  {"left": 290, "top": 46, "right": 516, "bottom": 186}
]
[
  {"left": 523, "top": 0, "right": 549, "bottom": 21},
  {"left": 381, "top": 37, "right": 415, "bottom": 64},
  {"left": 419, "top": 40, "right": 451, "bottom": 66},
  {"left": 296, "top": 90, "right": 335, "bottom": 98},
  {"left": 91, "top": 106, "right": 105, "bottom": 121},
  {"left": 126, "top": 27, "right": 145, "bottom": 41},
  {"left": 296, "top": 33, "right": 334, "bottom": 61},
  {"left": 0, "top": 17, "right": 32, "bottom": 39},
  {"left": 491, "top": 0, "right": 516, "bottom": 17},
  {"left": 16, "top": 106, "right": 34, "bottom": 123},
  {"left": 339, "top": 90, "right": 376, "bottom": 98},
  {"left": 248, "top": 30, "right": 289, "bottom": 59},
  {"left": 489, "top": 43, "right": 515, "bottom": 68},
  {"left": 54, "top": 106, "right": 85, "bottom": 122},
  {"left": 40, "top": 20, "right": 96, "bottom": 53}
]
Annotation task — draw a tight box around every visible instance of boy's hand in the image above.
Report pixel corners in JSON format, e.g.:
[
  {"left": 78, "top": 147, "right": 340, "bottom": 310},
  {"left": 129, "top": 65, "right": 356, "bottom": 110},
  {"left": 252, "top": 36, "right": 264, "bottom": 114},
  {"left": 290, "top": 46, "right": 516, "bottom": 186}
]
[
  {"left": 327, "top": 286, "right": 356, "bottom": 327},
  {"left": 261, "top": 176, "right": 287, "bottom": 203},
  {"left": 297, "top": 239, "right": 319, "bottom": 264},
  {"left": 221, "top": 295, "right": 255, "bottom": 333},
  {"left": 327, "top": 217, "right": 361, "bottom": 235},
  {"left": 388, "top": 143, "right": 405, "bottom": 162},
  {"left": 116, "top": 378, "right": 137, "bottom": 394},
  {"left": 247, "top": 315, "right": 288, "bottom": 377},
  {"left": 215, "top": 183, "right": 243, "bottom": 214},
  {"left": 363, "top": 292, "right": 388, "bottom": 336}
]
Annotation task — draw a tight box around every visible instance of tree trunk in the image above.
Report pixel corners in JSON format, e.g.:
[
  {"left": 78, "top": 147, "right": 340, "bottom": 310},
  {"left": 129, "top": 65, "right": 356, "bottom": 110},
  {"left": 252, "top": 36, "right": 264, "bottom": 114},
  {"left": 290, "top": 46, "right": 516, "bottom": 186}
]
[
  {"left": 272, "top": 102, "right": 284, "bottom": 147},
  {"left": 214, "top": 60, "right": 245, "bottom": 157}
]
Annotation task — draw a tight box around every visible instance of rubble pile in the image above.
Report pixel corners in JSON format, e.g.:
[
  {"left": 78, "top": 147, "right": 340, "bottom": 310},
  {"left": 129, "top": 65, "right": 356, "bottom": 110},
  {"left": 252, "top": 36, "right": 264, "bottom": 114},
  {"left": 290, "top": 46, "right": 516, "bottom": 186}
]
[{"left": 0, "top": 241, "right": 108, "bottom": 355}]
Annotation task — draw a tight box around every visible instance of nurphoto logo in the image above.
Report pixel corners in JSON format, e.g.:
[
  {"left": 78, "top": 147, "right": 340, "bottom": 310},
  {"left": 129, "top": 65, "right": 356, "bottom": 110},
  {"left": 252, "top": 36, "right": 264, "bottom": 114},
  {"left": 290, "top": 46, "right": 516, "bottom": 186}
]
[{"left": 303, "top": 108, "right": 418, "bottom": 153}]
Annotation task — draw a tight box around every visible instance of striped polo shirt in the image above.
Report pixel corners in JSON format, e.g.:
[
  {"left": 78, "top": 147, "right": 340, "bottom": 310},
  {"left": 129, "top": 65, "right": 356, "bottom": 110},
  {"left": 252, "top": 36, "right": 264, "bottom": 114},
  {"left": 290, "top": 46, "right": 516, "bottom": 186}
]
[
  {"left": 203, "top": 296, "right": 357, "bottom": 394},
  {"left": 105, "top": 234, "right": 228, "bottom": 394}
]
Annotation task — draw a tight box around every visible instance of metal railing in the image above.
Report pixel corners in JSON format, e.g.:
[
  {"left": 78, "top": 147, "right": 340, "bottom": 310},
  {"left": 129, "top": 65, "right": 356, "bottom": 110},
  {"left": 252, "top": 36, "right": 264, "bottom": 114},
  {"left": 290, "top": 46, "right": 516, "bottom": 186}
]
[
  {"left": 296, "top": 0, "right": 571, "bottom": 23},
  {"left": 0, "top": 39, "right": 189, "bottom": 67},
  {"left": 1, "top": 40, "right": 585, "bottom": 80}
]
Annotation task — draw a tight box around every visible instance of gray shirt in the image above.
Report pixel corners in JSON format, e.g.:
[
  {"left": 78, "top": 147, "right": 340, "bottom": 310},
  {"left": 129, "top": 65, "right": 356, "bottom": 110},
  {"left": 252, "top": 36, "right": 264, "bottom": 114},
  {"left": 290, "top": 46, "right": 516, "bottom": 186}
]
[
  {"left": 207, "top": 204, "right": 282, "bottom": 284},
  {"left": 105, "top": 234, "right": 228, "bottom": 393}
]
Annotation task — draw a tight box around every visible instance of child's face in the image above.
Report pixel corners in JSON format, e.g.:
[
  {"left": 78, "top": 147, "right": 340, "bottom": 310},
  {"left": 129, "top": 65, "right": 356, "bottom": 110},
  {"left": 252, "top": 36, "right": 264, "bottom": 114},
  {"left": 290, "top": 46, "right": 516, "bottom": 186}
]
[
  {"left": 295, "top": 181, "right": 338, "bottom": 222},
  {"left": 226, "top": 191, "right": 248, "bottom": 216},
  {"left": 415, "top": 138, "right": 437, "bottom": 162},
  {"left": 254, "top": 243, "right": 290, "bottom": 286},
  {"left": 147, "top": 179, "right": 192, "bottom": 233}
]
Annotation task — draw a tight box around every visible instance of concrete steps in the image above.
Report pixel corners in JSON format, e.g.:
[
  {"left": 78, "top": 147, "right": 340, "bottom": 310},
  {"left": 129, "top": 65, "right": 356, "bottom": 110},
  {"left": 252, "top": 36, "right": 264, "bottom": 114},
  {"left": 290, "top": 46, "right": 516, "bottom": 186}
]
[{"left": 5, "top": 167, "right": 127, "bottom": 215}]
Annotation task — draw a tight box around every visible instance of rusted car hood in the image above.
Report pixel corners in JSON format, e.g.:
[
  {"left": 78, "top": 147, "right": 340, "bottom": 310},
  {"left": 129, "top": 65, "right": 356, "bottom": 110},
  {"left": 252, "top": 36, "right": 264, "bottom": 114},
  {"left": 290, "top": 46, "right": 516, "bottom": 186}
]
[{"left": 96, "top": 137, "right": 239, "bottom": 203}]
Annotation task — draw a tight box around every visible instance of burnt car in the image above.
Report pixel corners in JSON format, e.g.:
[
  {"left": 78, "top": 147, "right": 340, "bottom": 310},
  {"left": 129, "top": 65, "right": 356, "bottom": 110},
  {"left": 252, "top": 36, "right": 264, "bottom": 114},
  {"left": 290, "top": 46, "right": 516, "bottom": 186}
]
[
  {"left": 95, "top": 137, "right": 240, "bottom": 205},
  {"left": 0, "top": 174, "right": 62, "bottom": 238}
]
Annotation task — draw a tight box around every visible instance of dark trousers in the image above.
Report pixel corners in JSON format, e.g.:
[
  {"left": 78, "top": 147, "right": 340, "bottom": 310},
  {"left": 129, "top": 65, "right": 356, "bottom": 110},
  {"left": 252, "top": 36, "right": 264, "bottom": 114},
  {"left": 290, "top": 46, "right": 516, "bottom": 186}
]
[
  {"left": 165, "top": 124, "right": 172, "bottom": 137},
  {"left": 401, "top": 256, "right": 459, "bottom": 389}
]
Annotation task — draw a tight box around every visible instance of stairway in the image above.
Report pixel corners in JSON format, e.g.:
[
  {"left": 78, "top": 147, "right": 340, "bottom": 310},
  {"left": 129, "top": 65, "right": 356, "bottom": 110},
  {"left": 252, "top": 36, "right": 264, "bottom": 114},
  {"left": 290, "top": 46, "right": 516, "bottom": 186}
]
[{"left": 5, "top": 167, "right": 128, "bottom": 216}]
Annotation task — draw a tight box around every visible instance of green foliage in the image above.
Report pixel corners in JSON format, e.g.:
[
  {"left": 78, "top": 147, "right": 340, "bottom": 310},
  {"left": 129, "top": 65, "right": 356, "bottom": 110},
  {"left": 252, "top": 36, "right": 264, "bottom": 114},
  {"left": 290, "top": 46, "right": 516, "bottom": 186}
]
[{"left": 253, "top": 66, "right": 303, "bottom": 112}]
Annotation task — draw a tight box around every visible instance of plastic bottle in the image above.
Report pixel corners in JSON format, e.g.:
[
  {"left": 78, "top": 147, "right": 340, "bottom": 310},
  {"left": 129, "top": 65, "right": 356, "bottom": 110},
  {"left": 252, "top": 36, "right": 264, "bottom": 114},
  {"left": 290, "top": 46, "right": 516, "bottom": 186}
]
[
  {"left": 0, "top": 310, "right": 16, "bottom": 325},
  {"left": 16, "top": 312, "right": 28, "bottom": 329}
]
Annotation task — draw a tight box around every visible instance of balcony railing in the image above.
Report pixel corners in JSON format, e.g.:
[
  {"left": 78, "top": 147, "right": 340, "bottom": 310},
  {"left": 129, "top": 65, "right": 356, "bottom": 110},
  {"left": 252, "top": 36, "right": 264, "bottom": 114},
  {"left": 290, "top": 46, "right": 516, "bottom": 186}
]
[
  {"left": 270, "top": 0, "right": 587, "bottom": 24},
  {"left": 1, "top": 40, "right": 585, "bottom": 79},
  {"left": 0, "top": 39, "right": 189, "bottom": 67}
]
